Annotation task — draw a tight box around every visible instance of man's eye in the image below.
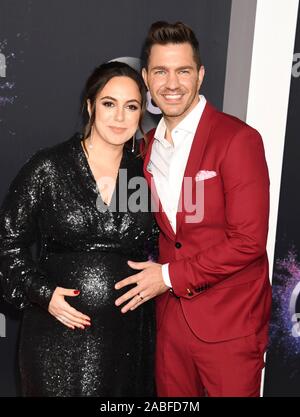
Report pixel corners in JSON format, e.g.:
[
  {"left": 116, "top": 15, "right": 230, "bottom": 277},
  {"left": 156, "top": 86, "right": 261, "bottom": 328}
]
[
  {"left": 179, "top": 70, "right": 190, "bottom": 74},
  {"left": 154, "top": 70, "right": 166, "bottom": 75}
]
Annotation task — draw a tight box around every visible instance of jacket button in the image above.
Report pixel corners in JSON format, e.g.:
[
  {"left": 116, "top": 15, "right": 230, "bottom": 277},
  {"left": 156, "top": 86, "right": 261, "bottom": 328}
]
[
  {"left": 175, "top": 242, "right": 182, "bottom": 249},
  {"left": 186, "top": 288, "right": 193, "bottom": 296}
]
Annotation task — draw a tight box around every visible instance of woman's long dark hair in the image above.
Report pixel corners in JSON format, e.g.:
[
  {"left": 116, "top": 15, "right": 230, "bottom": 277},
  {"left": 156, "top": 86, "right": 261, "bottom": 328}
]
[{"left": 81, "top": 61, "right": 148, "bottom": 157}]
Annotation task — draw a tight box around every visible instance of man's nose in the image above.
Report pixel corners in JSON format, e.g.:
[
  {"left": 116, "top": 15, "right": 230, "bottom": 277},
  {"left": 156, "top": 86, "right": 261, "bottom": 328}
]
[{"left": 165, "top": 72, "right": 180, "bottom": 89}]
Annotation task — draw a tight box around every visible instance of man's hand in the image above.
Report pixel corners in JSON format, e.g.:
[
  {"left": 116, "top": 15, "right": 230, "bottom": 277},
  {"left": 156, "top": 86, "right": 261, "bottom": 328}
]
[{"left": 115, "top": 260, "right": 169, "bottom": 313}]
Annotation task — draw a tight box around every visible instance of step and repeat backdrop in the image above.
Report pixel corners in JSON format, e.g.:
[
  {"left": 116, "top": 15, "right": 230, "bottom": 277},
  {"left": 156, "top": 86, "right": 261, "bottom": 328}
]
[
  {"left": 0, "top": 0, "right": 232, "bottom": 396},
  {"left": 264, "top": 6, "right": 300, "bottom": 397}
]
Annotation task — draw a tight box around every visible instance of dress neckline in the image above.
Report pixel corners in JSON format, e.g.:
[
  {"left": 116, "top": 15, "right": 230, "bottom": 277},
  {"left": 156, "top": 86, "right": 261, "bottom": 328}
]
[{"left": 74, "top": 133, "right": 129, "bottom": 210}]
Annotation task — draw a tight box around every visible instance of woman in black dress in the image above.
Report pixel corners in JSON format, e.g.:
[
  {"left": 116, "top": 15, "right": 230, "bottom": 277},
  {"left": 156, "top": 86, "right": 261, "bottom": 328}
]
[{"left": 0, "top": 62, "right": 157, "bottom": 396}]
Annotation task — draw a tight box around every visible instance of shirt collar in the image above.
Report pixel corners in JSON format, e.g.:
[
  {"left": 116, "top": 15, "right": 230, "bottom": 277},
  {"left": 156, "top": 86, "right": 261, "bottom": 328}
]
[{"left": 154, "top": 95, "right": 207, "bottom": 144}]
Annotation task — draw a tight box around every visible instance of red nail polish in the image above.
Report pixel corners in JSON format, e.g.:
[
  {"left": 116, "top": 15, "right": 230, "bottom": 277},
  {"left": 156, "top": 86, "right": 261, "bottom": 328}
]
[{"left": 74, "top": 290, "right": 80, "bottom": 295}]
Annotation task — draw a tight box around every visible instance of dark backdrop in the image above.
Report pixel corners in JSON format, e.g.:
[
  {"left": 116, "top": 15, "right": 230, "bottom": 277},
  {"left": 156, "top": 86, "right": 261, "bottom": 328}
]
[
  {"left": 0, "top": 0, "right": 232, "bottom": 396},
  {"left": 263, "top": 5, "right": 300, "bottom": 397}
]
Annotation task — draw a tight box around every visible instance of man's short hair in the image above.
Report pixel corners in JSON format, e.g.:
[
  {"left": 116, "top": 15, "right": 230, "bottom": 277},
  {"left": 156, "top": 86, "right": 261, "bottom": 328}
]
[{"left": 142, "top": 21, "right": 202, "bottom": 70}]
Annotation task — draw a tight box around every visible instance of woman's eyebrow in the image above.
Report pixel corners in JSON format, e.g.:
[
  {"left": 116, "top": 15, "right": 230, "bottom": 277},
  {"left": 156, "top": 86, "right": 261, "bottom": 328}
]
[{"left": 99, "top": 96, "right": 141, "bottom": 104}]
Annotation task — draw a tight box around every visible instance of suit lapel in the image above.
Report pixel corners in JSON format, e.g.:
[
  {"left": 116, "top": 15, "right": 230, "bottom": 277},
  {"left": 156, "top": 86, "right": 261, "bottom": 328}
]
[
  {"left": 176, "top": 102, "right": 216, "bottom": 234},
  {"left": 144, "top": 102, "right": 217, "bottom": 238}
]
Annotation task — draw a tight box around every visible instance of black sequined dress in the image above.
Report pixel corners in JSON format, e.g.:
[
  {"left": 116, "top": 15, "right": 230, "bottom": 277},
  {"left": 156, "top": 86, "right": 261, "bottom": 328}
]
[{"left": 0, "top": 134, "right": 157, "bottom": 397}]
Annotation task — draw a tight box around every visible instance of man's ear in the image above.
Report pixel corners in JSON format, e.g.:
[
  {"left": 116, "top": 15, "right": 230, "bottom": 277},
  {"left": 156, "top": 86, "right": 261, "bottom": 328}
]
[
  {"left": 142, "top": 68, "right": 149, "bottom": 90},
  {"left": 197, "top": 66, "right": 205, "bottom": 90}
]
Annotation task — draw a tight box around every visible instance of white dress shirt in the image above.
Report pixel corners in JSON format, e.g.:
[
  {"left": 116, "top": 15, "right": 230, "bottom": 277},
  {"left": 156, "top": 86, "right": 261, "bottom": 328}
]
[{"left": 150, "top": 95, "right": 207, "bottom": 287}]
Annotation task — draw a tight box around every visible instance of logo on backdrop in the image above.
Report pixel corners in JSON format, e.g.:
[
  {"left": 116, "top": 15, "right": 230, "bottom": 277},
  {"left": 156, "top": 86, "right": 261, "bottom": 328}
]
[
  {"left": 289, "top": 281, "right": 300, "bottom": 337},
  {"left": 268, "top": 250, "right": 300, "bottom": 357},
  {"left": 0, "top": 39, "right": 17, "bottom": 109}
]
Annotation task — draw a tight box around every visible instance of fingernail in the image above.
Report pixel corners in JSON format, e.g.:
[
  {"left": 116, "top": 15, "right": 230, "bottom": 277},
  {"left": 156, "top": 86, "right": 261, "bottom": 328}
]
[
  {"left": 86, "top": 323, "right": 91, "bottom": 326},
  {"left": 74, "top": 290, "right": 80, "bottom": 295}
]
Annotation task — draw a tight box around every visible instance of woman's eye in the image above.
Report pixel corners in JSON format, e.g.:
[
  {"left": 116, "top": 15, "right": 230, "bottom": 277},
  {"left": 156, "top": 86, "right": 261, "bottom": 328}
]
[
  {"left": 127, "top": 104, "right": 139, "bottom": 111},
  {"left": 102, "top": 101, "right": 114, "bottom": 107}
]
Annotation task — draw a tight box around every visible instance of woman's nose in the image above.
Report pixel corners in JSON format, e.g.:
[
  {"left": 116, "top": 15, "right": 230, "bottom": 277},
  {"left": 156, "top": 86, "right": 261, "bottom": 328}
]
[{"left": 114, "top": 107, "right": 125, "bottom": 122}]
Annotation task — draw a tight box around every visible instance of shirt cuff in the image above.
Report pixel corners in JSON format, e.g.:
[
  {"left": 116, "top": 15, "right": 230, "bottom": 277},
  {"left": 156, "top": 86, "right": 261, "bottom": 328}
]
[{"left": 162, "top": 263, "right": 172, "bottom": 288}]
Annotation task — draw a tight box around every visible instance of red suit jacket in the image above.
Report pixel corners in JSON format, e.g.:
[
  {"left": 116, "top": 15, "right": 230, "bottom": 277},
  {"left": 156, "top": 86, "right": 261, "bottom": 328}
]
[{"left": 143, "top": 102, "right": 272, "bottom": 342}]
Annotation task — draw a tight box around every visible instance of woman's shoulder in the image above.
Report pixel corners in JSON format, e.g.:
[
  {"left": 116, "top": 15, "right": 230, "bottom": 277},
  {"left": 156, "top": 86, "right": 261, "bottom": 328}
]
[
  {"left": 6, "top": 134, "right": 81, "bottom": 191},
  {"left": 21, "top": 133, "right": 81, "bottom": 173}
]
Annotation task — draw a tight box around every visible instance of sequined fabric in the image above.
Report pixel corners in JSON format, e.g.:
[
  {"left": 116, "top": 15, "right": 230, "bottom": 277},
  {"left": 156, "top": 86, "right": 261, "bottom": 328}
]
[{"left": 0, "top": 133, "right": 157, "bottom": 397}]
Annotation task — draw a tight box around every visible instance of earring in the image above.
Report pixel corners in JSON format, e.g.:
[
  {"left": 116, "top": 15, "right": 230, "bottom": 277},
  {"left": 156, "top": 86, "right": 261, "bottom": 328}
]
[{"left": 131, "top": 134, "right": 136, "bottom": 153}]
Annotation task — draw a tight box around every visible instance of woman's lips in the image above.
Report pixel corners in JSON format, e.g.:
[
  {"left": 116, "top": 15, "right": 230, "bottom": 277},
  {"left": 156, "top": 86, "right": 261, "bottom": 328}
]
[{"left": 109, "top": 126, "right": 127, "bottom": 134}]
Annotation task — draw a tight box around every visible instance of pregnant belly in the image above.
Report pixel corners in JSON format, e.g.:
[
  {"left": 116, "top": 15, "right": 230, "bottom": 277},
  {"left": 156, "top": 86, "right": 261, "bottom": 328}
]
[{"left": 40, "top": 252, "right": 140, "bottom": 316}]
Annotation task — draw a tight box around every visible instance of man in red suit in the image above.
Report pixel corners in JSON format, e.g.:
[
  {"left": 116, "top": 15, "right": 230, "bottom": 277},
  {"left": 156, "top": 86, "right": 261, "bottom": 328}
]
[{"left": 115, "top": 21, "right": 272, "bottom": 397}]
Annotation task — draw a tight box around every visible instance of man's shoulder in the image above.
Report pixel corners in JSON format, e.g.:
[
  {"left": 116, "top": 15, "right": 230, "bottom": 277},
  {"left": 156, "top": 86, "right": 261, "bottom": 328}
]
[{"left": 207, "top": 103, "right": 260, "bottom": 138}]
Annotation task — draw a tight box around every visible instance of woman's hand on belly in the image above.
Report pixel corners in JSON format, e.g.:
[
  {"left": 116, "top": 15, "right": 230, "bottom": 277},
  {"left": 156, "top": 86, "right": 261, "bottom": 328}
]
[{"left": 48, "top": 287, "right": 92, "bottom": 329}]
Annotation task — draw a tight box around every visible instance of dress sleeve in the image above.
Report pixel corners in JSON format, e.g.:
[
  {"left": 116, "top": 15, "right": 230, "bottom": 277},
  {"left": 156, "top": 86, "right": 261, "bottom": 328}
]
[{"left": 0, "top": 150, "right": 57, "bottom": 310}]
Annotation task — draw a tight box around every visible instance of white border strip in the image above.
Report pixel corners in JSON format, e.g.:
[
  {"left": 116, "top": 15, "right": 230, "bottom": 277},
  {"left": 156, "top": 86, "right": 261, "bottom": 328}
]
[
  {"left": 246, "top": 0, "right": 299, "bottom": 282},
  {"left": 245, "top": 0, "right": 299, "bottom": 396}
]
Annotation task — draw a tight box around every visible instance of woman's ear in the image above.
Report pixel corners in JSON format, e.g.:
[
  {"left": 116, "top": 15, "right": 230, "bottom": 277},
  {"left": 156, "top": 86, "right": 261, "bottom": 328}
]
[{"left": 87, "top": 99, "right": 91, "bottom": 117}]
